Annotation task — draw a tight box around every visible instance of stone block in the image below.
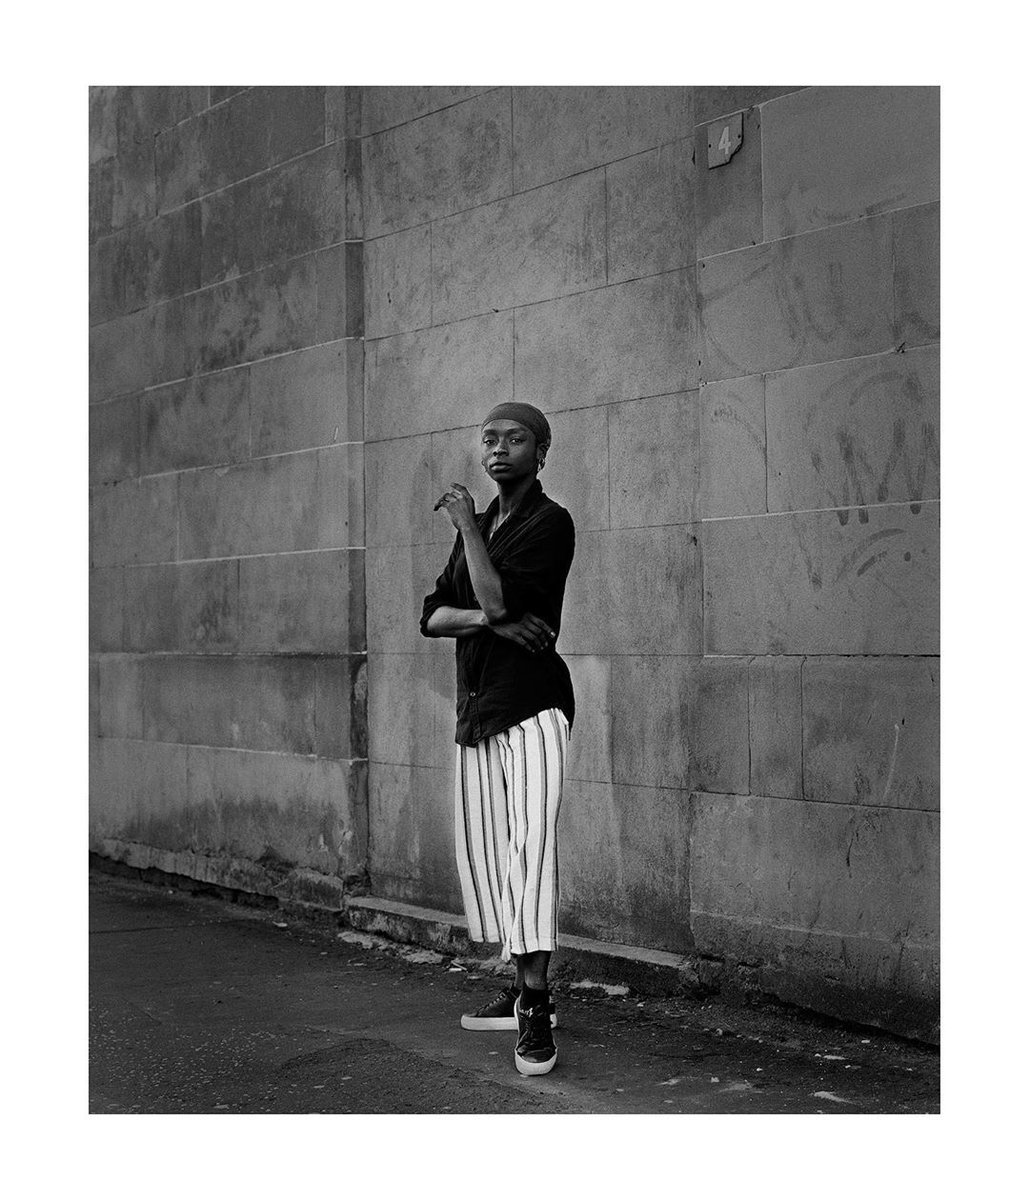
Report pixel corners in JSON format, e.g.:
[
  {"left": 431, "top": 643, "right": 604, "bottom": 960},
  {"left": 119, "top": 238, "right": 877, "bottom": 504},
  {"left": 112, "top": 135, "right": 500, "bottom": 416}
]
[
  {"left": 90, "top": 475, "right": 178, "bottom": 567},
  {"left": 140, "top": 654, "right": 355, "bottom": 756},
  {"left": 178, "top": 443, "right": 362, "bottom": 559},
  {"left": 238, "top": 548, "right": 364, "bottom": 654},
  {"left": 182, "top": 746, "right": 365, "bottom": 878},
  {"left": 121, "top": 86, "right": 208, "bottom": 136},
  {"left": 696, "top": 106, "right": 763, "bottom": 258},
  {"left": 154, "top": 115, "right": 204, "bottom": 211},
  {"left": 365, "top": 311, "right": 513, "bottom": 442},
  {"left": 360, "top": 86, "right": 489, "bottom": 136},
  {"left": 98, "top": 655, "right": 145, "bottom": 739},
  {"left": 537, "top": 406, "right": 611, "bottom": 533},
  {"left": 89, "top": 657, "right": 100, "bottom": 739},
  {"left": 431, "top": 171, "right": 607, "bottom": 325},
  {"left": 362, "top": 89, "right": 510, "bottom": 237},
  {"left": 199, "top": 143, "right": 345, "bottom": 286},
  {"left": 893, "top": 202, "right": 939, "bottom": 346},
  {"left": 140, "top": 369, "right": 250, "bottom": 474},
  {"left": 368, "top": 543, "right": 446, "bottom": 653},
  {"left": 687, "top": 656, "right": 751, "bottom": 794},
  {"left": 560, "top": 779, "right": 691, "bottom": 952},
  {"left": 89, "top": 394, "right": 140, "bottom": 485},
  {"left": 123, "top": 560, "right": 239, "bottom": 653},
  {"left": 364, "top": 224, "right": 432, "bottom": 338},
  {"left": 689, "top": 792, "right": 938, "bottom": 1017},
  {"left": 324, "top": 86, "right": 348, "bottom": 142},
  {"left": 694, "top": 87, "right": 806, "bottom": 124},
  {"left": 560, "top": 525, "right": 703, "bottom": 656},
  {"left": 763, "top": 86, "right": 939, "bottom": 239},
  {"left": 699, "top": 374, "right": 766, "bottom": 518},
  {"left": 606, "top": 140, "right": 694, "bottom": 283},
  {"left": 749, "top": 657, "right": 803, "bottom": 799},
  {"left": 366, "top": 433, "right": 434, "bottom": 548},
  {"left": 512, "top": 87, "right": 691, "bottom": 191},
  {"left": 344, "top": 137, "right": 363, "bottom": 239},
  {"left": 699, "top": 215, "right": 895, "bottom": 381},
  {"left": 515, "top": 271, "right": 697, "bottom": 410},
  {"left": 428, "top": 426, "right": 488, "bottom": 545},
  {"left": 313, "top": 242, "right": 355, "bottom": 344},
  {"left": 368, "top": 762, "right": 460, "bottom": 912},
  {"left": 89, "top": 223, "right": 149, "bottom": 326},
  {"left": 150, "top": 292, "right": 202, "bottom": 386},
  {"left": 90, "top": 737, "right": 189, "bottom": 842},
  {"left": 766, "top": 345, "right": 940, "bottom": 513},
  {"left": 703, "top": 502, "right": 939, "bottom": 655},
  {"left": 89, "top": 567, "right": 124, "bottom": 651},
  {"left": 90, "top": 157, "right": 115, "bottom": 242},
  {"left": 609, "top": 656, "right": 691, "bottom": 788},
  {"left": 111, "top": 136, "right": 156, "bottom": 230},
  {"left": 608, "top": 391, "right": 699, "bottom": 528},
  {"left": 197, "top": 254, "right": 320, "bottom": 373},
  {"left": 148, "top": 203, "right": 203, "bottom": 305},
  {"left": 367, "top": 652, "right": 442, "bottom": 769},
  {"left": 90, "top": 308, "right": 151, "bottom": 402},
  {"left": 803, "top": 656, "right": 939, "bottom": 810},
  {"left": 210, "top": 87, "right": 248, "bottom": 105},
  {"left": 89, "top": 87, "right": 119, "bottom": 163},
  {"left": 564, "top": 655, "right": 613, "bottom": 783},
  {"left": 314, "top": 655, "right": 367, "bottom": 760},
  {"left": 250, "top": 340, "right": 362, "bottom": 457}
]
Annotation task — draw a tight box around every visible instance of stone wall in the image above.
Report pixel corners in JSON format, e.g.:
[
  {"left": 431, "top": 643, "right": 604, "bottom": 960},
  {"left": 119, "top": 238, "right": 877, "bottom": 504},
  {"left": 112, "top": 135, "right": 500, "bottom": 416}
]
[
  {"left": 89, "top": 87, "right": 368, "bottom": 907},
  {"left": 89, "top": 85, "right": 939, "bottom": 1039}
]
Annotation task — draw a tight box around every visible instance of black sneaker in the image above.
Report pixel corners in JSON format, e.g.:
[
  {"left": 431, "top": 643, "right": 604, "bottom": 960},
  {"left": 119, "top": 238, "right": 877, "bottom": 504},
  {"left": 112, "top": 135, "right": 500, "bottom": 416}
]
[
  {"left": 460, "top": 985, "right": 559, "bottom": 1031},
  {"left": 514, "top": 995, "right": 558, "bottom": 1075}
]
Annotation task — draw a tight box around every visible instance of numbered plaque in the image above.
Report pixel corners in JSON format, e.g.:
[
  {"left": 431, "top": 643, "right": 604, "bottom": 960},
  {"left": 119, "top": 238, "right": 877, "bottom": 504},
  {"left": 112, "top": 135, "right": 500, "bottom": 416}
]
[{"left": 707, "top": 112, "right": 743, "bottom": 168}]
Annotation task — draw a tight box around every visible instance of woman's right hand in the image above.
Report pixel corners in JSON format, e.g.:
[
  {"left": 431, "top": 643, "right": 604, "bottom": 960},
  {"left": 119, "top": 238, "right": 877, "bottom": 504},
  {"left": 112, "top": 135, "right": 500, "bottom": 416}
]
[{"left": 489, "top": 612, "right": 556, "bottom": 654}]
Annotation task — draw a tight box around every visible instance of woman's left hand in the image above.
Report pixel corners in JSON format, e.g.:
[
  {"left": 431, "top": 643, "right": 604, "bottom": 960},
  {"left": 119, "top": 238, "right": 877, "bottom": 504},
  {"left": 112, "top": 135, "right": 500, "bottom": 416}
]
[{"left": 433, "top": 482, "right": 477, "bottom": 531}]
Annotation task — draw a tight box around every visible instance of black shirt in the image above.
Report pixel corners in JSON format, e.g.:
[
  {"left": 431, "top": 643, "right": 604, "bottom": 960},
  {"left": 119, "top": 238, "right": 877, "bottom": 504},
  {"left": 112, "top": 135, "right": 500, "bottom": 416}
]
[{"left": 419, "top": 478, "right": 576, "bottom": 746}]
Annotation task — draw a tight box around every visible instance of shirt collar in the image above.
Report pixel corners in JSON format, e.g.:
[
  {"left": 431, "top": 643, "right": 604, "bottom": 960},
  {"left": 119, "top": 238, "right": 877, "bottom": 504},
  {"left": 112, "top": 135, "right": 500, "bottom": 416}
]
[{"left": 482, "top": 477, "right": 543, "bottom": 526}]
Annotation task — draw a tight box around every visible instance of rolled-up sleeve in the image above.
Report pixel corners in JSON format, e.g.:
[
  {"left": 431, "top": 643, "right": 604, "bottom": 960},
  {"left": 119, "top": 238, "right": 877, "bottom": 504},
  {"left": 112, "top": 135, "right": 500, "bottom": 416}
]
[
  {"left": 496, "top": 509, "right": 575, "bottom": 620},
  {"left": 419, "top": 537, "right": 461, "bottom": 637}
]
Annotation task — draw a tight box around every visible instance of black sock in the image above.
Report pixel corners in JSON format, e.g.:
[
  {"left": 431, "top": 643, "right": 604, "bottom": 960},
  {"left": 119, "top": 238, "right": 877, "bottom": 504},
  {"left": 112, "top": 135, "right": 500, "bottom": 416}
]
[{"left": 520, "top": 983, "right": 548, "bottom": 1010}]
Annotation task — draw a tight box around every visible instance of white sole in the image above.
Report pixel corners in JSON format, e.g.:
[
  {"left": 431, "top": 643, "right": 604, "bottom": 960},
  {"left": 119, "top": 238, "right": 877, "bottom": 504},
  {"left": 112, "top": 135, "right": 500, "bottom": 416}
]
[
  {"left": 515, "top": 1049, "right": 558, "bottom": 1076},
  {"left": 460, "top": 1013, "right": 558, "bottom": 1032}
]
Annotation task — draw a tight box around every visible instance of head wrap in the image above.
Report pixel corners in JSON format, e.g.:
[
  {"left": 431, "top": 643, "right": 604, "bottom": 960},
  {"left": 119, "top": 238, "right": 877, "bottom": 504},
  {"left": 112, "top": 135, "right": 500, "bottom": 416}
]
[{"left": 479, "top": 402, "right": 552, "bottom": 454}]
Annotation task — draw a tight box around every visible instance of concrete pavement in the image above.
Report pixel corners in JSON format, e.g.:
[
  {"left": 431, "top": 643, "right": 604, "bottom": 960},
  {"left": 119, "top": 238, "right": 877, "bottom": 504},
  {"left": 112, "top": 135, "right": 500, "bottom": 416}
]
[{"left": 89, "top": 870, "right": 938, "bottom": 1114}]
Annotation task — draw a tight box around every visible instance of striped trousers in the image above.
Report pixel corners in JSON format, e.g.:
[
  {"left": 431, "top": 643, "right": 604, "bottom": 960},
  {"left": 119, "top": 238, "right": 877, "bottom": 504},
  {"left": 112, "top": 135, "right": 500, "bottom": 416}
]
[{"left": 454, "top": 706, "right": 570, "bottom": 961}]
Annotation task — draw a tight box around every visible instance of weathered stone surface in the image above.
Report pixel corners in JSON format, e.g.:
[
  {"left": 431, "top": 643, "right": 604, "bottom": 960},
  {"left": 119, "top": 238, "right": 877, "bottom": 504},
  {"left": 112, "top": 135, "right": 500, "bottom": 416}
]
[
  {"left": 90, "top": 737, "right": 189, "bottom": 839},
  {"left": 140, "top": 653, "right": 358, "bottom": 757},
  {"left": 150, "top": 291, "right": 202, "bottom": 386},
  {"left": 368, "top": 543, "right": 446, "bottom": 653},
  {"left": 364, "top": 224, "right": 432, "bottom": 338},
  {"left": 564, "top": 655, "right": 613, "bottom": 783},
  {"left": 606, "top": 140, "right": 693, "bottom": 284},
  {"left": 561, "top": 525, "right": 703, "bottom": 655},
  {"left": 429, "top": 425, "right": 489, "bottom": 545},
  {"left": 91, "top": 475, "right": 178, "bottom": 567},
  {"left": 893, "top": 202, "right": 939, "bottom": 346},
  {"left": 90, "top": 308, "right": 151, "bottom": 402},
  {"left": 694, "top": 87, "right": 806, "bottom": 124},
  {"left": 512, "top": 87, "right": 691, "bottom": 191},
  {"left": 89, "top": 157, "right": 116, "bottom": 242},
  {"left": 365, "top": 433, "right": 434, "bottom": 548},
  {"left": 690, "top": 792, "right": 938, "bottom": 1022},
  {"left": 763, "top": 86, "right": 939, "bottom": 239},
  {"left": 560, "top": 779, "right": 691, "bottom": 953},
  {"left": 360, "top": 86, "right": 489, "bottom": 136},
  {"left": 515, "top": 271, "right": 698, "bottom": 410},
  {"left": 111, "top": 136, "right": 157, "bottom": 230},
  {"left": 178, "top": 443, "right": 362, "bottom": 559},
  {"left": 89, "top": 567, "right": 124, "bottom": 651},
  {"left": 150, "top": 203, "right": 204, "bottom": 306},
  {"left": 315, "top": 655, "right": 367, "bottom": 760},
  {"left": 431, "top": 171, "right": 607, "bottom": 324},
  {"left": 250, "top": 340, "right": 362, "bottom": 456},
  {"left": 89, "top": 87, "right": 120, "bottom": 163},
  {"left": 210, "top": 87, "right": 248, "bottom": 105},
  {"left": 538, "top": 406, "right": 611, "bottom": 533},
  {"left": 367, "top": 651, "right": 451, "bottom": 770},
  {"left": 123, "top": 560, "right": 239, "bottom": 652},
  {"left": 344, "top": 137, "right": 363, "bottom": 239},
  {"left": 803, "top": 656, "right": 939, "bottom": 811},
  {"left": 368, "top": 762, "right": 460, "bottom": 912},
  {"left": 699, "top": 374, "right": 766, "bottom": 518},
  {"left": 89, "top": 223, "right": 149, "bottom": 326},
  {"left": 89, "top": 657, "right": 100, "bottom": 739},
  {"left": 312, "top": 243, "right": 354, "bottom": 343},
  {"left": 200, "top": 144, "right": 345, "bottom": 286},
  {"left": 687, "top": 657, "right": 751, "bottom": 794},
  {"left": 239, "top": 549, "right": 365, "bottom": 654},
  {"left": 703, "top": 502, "right": 939, "bottom": 655},
  {"left": 365, "top": 312, "right": 513, "bottom": 442},
  {"left": 324, "top": 86, "right": 349, "bottom": 142},
  {"left": 608, "top": 391, "right": 699, "bottom": 528},
  {"left": 749, "top": 657, "right": 803, "bottom": 799},
  {"left": 90, "top": 394, "right": 140, "bottom": 484},
  {"left": 699, "top": 216, "right": 895, "bottom": 381},
  {"left": 140, "top": 369, "right": 250, "bottom": 474},
  {"left": 98, "top": 655, "right": 145, "bottom": 739},
  {"left": 154, "top": 115, "right": 204, "bottom": 210},
  {"left": 609, "top": 656, "right": 691, "bottom": 788},
  {"left": 696, "top": 106, "right": 763, "bottom": 258},
  {"left": 766, "top": 345, "right": 939, "bottom": 513},
  {"left": 362, "top": 89, "right": 511, "bottom": 237}
]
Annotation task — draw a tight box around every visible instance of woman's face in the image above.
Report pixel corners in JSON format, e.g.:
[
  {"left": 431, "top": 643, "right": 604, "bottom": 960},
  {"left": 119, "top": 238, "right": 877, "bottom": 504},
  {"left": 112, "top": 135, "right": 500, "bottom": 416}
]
[{"left": 480, "top": 419, "right": 539, "bottom": 483}]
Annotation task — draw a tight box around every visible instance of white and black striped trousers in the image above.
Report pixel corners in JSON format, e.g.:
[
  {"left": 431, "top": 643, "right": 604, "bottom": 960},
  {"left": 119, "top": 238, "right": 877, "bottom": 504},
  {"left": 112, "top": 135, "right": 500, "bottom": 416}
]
[{"left": 454, "top": 706, "right": 569, "bottom": 961}]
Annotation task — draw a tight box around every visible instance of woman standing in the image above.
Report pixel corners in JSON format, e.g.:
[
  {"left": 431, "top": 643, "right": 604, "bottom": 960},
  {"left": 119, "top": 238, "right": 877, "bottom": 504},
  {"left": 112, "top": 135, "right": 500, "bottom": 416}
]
[{"left": 420, "top": 401, "right": 575, "bottom": 1076}]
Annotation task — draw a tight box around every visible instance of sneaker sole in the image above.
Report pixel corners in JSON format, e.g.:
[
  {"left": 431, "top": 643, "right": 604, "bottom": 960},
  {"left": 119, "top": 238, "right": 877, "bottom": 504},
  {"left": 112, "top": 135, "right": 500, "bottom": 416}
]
[
  {"left": 461, "top": 1013, "right": 558, "bottom": 1032},
  {"left": 514, "top": 1048, "right": 557, "bottom": 1076}
]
